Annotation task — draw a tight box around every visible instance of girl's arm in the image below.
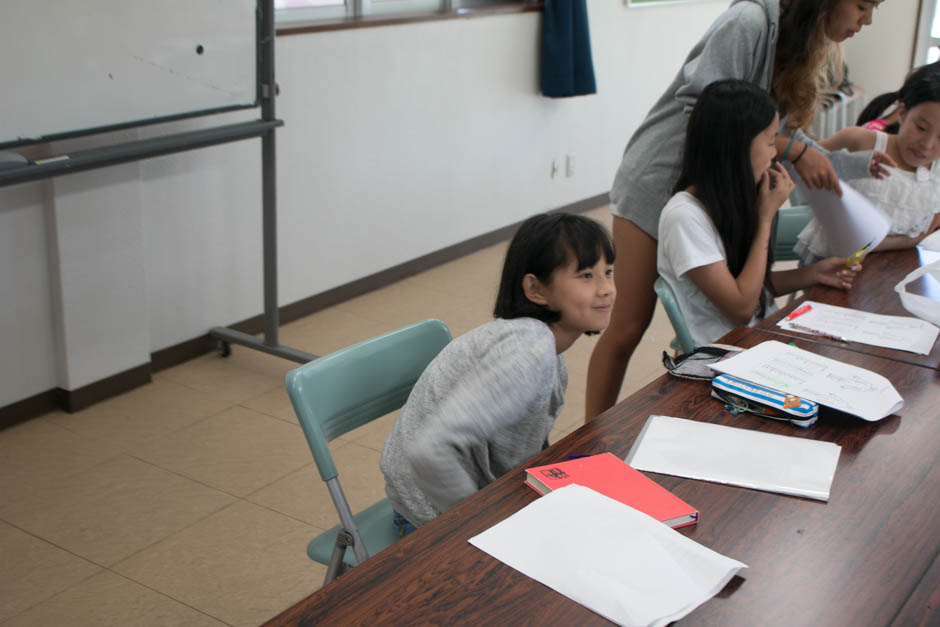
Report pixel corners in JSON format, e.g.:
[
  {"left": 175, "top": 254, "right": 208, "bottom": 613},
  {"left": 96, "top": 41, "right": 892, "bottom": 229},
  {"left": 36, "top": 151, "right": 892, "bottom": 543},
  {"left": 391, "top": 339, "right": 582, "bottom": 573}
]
[
  {"left": 817, "top": 127, "right": 877, "bottom": 152},
  {"left": 407, "top": 325, "right": 558, "bottom": 514},
  {"left": 776, "top": 135, "right": 841, "bottom": 194},
  {"left": 874, "top": 214, "right": 940, "bottom": 251},
  {"left": 770, "top": 258, "right": 861, "bottom": 295},
  {"left": 685, "top": 165, "right": 794, "bottom": 324}
]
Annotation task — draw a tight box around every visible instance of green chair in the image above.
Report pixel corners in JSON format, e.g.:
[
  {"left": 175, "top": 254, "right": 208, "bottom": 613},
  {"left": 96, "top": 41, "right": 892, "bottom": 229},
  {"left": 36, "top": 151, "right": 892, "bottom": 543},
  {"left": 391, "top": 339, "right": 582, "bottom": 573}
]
[
  {"left": 774, "top": 202, "right": 812, "bottom": 262},
  {"left": 285, "top": 318, "right": 452, "bottom": 584},
  {"left": 653, "top": 277, "right": 695, "bottom": 355}
]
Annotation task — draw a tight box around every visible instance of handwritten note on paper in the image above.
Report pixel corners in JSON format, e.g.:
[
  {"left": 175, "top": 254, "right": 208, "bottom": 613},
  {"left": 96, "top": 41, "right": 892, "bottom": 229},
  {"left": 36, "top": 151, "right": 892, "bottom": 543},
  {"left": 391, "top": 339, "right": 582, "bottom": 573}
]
[
  {"left": 778, "top": 301, "right": 939, "bottom": 355},
  {"left": 710, "top": 341, "right": 903, "bottom": 421}
]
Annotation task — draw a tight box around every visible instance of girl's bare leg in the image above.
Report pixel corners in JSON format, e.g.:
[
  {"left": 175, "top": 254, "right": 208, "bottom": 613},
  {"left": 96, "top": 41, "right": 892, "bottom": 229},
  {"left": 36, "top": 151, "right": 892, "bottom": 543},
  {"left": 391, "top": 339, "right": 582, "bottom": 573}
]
[{"left": 585, "top": 216, "right": 658, "bottom": 419}]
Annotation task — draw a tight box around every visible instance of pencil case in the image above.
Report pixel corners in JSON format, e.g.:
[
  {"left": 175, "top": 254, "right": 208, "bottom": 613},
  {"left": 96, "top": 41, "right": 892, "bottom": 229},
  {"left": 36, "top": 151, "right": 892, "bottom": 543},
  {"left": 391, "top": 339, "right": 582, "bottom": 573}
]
[{"left": 711, "top": 374, "right": 819, "bottom": 428}]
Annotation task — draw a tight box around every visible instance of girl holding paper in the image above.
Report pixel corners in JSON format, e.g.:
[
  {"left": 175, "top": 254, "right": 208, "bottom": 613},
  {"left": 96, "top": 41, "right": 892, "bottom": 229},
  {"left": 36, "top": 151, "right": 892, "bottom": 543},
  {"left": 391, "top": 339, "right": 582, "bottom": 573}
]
[
  {"left": 796, "top": 62, "right": 940, "bottom": 261},
  {"left": 657, "top": 80, "right": 861, "bottom": 348}
]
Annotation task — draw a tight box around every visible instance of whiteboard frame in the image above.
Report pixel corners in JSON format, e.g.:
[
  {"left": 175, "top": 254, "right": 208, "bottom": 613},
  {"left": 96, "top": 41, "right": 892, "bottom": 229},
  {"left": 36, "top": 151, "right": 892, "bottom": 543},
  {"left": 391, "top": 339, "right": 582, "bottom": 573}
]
[{"left": 0, "top": 1, "right": 261, "bottom": 150}]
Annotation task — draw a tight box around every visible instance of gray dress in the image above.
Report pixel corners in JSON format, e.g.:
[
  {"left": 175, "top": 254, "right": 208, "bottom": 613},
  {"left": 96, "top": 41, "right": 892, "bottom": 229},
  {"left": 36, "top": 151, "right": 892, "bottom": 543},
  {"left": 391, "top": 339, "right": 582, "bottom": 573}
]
[
  {"left": 611, "top": 0, "right": 780, "bottom": 237},
  {"left": 610, "top": 0, "right": 871, "bottom": 238}
]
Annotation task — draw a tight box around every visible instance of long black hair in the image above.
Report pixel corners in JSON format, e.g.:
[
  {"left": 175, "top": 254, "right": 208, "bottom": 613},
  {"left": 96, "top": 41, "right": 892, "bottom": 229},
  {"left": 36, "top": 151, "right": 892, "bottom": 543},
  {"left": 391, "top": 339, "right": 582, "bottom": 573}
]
[
  {"left": 494, "top": 213, "right": 614, "bottom": 326},
  {"left": 857, "top": 62, "right": 940, "bottom": 134},
  {"left": 674, "top": 79, "right": 778, "bottom": 280}
]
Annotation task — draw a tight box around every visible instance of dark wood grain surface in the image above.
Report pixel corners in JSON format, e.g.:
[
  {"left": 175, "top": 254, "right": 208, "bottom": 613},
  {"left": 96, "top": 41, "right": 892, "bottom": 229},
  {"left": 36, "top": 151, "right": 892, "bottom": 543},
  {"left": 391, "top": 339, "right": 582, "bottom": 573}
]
[
  {"left": 762, "top": 247, "right": 940, "bottom": 371},
  {"left": 264, "top": 325, "right": 940, "bottom": 626}
]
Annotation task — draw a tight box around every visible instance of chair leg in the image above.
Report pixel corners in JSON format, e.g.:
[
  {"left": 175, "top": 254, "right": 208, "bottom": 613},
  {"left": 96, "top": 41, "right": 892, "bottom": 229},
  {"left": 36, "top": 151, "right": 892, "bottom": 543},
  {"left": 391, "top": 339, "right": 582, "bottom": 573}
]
[{"left": 323, "top": 530, "right": 353, "bottom": 585}]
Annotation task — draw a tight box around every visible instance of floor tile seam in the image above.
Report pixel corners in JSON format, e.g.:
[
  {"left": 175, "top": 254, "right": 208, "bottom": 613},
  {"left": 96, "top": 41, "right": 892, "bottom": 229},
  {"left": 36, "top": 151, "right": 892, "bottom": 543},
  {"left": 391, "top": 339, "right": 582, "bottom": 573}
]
[
  {"left": 154, "top": 361, "right": 284, "bottom": 396},
  {"left": 126, "top": 453, "right": 248, "bottom": 502},
  {"left": 238, "top": 496, "right": 330, "bottom": 535},
  {"left": 233, "top": 400, "right": 296, "bottom": 425},
  {"left": 98, "top": 568, "right": 235, "bottom": 627},
  {"left": 107, "top": 498, "right": 247, "bottom": 572},
  {"left": 0, "top": 567, "right": 103, "bottom": 626},
  {"left": 0, "top": 448, "right": 131, "bottom": 515},
  {"left": 128, "top": 449, "right": 314, "bottom": 504},
  {"left": 240, "top": 461, "right": 316, "bottom": 502}
]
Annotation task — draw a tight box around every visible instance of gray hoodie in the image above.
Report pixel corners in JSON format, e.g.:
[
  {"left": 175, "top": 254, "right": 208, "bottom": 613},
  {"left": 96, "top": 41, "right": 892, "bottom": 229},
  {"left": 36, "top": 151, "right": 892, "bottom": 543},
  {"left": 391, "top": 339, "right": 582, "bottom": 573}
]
[{"left": 610, "top": 0, "right": 868, "bottom": 238}]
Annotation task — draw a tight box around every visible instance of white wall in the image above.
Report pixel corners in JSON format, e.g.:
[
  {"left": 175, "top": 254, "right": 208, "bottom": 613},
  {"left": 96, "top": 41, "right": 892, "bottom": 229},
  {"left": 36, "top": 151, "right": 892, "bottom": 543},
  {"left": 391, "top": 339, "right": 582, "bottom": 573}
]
[
  {"left": 5, "top": 0, "right": 911, "bottom": 409},
  {"left": 843, "top": 0, "right": 919, "bottom": 100}
]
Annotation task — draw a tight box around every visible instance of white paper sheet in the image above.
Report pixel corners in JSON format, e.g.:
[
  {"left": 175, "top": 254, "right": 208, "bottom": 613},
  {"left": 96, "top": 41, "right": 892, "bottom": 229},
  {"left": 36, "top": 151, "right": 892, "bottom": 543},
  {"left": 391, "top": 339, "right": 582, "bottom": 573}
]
[
  {"left": 709, "top": 340, "right": 903, "bottom": 421},
  {"left": 625, "top": 415, "right": 841, "bottom": 501},
  {"left": 777, "top": 300, "right": 939, "bottom": 355},
  {"left": 792, "top": 175, "right": 891, "bottom": 258},
  {"left": 468, "top": 484, "right": 746, "bottom": 627}
]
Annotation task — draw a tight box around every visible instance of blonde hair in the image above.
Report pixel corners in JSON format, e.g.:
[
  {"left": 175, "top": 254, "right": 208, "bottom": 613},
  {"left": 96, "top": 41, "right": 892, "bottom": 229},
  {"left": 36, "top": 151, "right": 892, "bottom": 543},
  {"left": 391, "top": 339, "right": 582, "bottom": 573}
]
[{"left": 773, "top": 0, "right": 845, "bottom": 131}]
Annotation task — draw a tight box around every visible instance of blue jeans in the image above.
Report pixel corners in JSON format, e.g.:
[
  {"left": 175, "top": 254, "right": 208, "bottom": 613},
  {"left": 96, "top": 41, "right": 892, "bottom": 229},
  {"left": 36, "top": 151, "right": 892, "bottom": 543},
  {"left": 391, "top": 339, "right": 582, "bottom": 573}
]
[{"left": 393, "top": 510, "right": 417, "bottom": 538}]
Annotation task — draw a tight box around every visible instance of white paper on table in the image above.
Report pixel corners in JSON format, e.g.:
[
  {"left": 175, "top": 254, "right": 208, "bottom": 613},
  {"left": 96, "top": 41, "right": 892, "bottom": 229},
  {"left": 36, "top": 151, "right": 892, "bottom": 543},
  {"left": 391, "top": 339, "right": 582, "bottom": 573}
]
[
  {"left": 793, "top": 174, "right": 891, "bottom": 258},
  {"left": 895, "top": 259, "right": 940, "bottom": 327},
  {"left": 709, "top": 340, "right": 903, "bottom": 421},
  {"left": 919, "top": 229, "right": 940, "bottom": 252},
  {"left": 625, "top": 415, "right": 841, "bottom": 501},
  {"left": 776, "top": 300, "right": 939, "bottom": 355},
  {"left": 468, "top": 484, "right": 746, "bottom": 627}
]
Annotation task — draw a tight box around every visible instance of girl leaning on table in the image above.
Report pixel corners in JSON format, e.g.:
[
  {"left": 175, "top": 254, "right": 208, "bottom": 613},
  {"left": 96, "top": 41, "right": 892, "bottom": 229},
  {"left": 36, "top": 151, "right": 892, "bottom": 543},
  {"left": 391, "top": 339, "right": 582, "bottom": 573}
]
[
  {"left": 380, "top": 213, "right": 616, "bottom": 536},
  {"left": 657, "top": 79, "right": 862, "bottom": 349},
  {"left": 586, "top": 0, "right": 884, "bottom": 419},
  {"left": 796, "top": 62, "right": 940, "bottom": 263}
]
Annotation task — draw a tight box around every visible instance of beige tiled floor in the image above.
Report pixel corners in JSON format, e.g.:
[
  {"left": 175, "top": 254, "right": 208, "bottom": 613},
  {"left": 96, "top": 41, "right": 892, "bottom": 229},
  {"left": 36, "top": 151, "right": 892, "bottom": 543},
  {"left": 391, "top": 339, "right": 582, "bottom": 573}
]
[{"left": 0, "top": 206, "right": 682, "bottom": 626}]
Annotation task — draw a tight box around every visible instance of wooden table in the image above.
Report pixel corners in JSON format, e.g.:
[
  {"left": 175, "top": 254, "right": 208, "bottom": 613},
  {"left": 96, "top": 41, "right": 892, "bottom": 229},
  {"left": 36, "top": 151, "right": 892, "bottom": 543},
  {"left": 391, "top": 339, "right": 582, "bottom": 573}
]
[
  {"left": 264, "top": 326, "right": 940, "bottom": 626},
  {"left": 761, "top": 247, "right": 940, "bottom": 371}
]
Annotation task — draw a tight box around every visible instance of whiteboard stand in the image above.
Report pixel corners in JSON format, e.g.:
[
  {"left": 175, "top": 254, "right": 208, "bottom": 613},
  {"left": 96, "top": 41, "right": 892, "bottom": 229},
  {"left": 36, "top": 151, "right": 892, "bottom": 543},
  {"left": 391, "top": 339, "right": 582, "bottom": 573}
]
[{"left": 209, "top": 0, "right": 317, "bottom": 366}]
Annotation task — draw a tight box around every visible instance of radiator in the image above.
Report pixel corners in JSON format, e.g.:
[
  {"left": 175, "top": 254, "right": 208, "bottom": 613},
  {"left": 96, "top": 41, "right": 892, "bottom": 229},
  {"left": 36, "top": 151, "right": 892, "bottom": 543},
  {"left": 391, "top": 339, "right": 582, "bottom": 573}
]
[{"left": 808, "top": 85, "right": 866, "bottom": 140}]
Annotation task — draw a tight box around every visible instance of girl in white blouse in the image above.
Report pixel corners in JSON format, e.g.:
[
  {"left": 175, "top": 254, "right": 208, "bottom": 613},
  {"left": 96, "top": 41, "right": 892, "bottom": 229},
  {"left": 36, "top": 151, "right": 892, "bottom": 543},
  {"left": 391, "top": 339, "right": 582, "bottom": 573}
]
[{"left": 797, "top": 63, "right": 940, "bottom": 261}]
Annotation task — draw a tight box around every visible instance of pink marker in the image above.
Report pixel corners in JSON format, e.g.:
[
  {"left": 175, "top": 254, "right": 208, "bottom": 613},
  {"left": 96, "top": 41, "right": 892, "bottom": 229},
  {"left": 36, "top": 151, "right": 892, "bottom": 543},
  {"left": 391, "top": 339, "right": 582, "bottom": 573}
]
[{"left": 787, "top": 304, "right": 812, "bottom": 321}]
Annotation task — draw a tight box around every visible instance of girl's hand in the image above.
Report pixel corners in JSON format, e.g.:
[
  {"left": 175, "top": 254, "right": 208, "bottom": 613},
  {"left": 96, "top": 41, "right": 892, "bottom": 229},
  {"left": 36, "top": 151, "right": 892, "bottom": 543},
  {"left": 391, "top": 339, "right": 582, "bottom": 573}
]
[
  {"left": 758, "top": 162, "right": 795, "bottom": 221},
  {"left": 813, "top": 258, "right": 862, "bottom": 290},
  {"left": 869, "top": 151, "right": 897, "bottom": 179},
  {"left": 794, "top": 147, "right": 842, "bottom": 196}
]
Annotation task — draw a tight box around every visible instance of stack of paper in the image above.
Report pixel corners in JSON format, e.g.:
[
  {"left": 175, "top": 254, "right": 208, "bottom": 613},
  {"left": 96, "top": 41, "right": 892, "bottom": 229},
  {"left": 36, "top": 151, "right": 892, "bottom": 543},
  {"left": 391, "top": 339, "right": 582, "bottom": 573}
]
[
  {"left": 469, "top": 484, "right": 746, "bottom": 627},
  {"left": 709, "top": 341, "right": 903, "bottom": 421},
  {"left": 625, "top": 415, "right": 841, "bottom": 501},
  {"left": 777, "top": 301, "right": 939, "bottom": 355}
]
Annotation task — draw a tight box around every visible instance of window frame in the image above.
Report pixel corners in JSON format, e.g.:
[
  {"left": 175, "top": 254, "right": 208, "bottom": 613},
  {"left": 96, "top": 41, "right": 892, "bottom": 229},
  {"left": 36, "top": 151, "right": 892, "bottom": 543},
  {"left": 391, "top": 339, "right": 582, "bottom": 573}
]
[{"left": 914, "top": 0, "right": 940, "bottom": 65}]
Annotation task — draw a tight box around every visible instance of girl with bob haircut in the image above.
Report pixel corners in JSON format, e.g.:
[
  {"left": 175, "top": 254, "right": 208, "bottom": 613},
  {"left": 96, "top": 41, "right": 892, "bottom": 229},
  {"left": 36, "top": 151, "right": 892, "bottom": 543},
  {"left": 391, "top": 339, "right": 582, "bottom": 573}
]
[
  {"left": 381, "top": 213, "right": 615, "bottom": 533},
  {"left": 657, "top": 80, "right": 861, "bottom": 349},
  {"left": 587, "top": 0, "right": 883, "bottom": 419},
  {"left": 798, "top": 62, "right": 940, "bottom": 260}
]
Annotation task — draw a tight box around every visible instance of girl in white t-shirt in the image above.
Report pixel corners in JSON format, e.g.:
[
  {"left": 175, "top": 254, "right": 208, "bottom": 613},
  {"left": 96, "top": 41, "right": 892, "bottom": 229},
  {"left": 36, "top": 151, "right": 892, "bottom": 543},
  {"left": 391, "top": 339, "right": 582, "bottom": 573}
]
[
  {"left": 657, "top": 80, "right": 861, "bottom": 348},
  {"left": 797, "top": 62, "right": 940, "bottom": 262}
]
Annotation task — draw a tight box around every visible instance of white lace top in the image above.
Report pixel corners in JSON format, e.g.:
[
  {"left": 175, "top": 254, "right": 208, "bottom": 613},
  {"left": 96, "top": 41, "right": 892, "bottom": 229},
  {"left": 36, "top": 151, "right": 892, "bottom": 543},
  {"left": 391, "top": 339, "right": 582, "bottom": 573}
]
[{"left": 796, "top": 131, "right": 940, "bottom": 260}]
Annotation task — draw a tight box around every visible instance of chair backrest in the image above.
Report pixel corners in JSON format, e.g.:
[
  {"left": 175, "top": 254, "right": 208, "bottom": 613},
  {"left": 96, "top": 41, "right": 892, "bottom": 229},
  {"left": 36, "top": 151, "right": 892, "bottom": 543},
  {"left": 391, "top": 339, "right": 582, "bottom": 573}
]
[
  {"left": 653, "top": 277, "right": 695, "bottom": 355},
  {"left": 774, "top": 204, "right": 812, "bottom": 262},
  {"left": 286, "top": 318, "right": 452, "bottom": 482}
]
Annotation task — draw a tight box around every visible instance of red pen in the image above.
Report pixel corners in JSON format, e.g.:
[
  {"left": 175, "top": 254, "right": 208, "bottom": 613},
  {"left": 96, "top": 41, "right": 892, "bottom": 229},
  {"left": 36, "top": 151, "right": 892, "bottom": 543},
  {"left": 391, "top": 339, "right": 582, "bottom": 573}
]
[{"left": 787, "top": 304, "right": 812, "bottom": 321}]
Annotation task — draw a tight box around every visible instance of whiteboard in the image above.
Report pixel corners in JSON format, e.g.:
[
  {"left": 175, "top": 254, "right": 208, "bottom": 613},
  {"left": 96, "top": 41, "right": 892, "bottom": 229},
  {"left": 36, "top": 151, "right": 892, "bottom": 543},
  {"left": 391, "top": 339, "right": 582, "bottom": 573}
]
[{"left": 1, "top": 0, "right": 258, "bottom": 147}]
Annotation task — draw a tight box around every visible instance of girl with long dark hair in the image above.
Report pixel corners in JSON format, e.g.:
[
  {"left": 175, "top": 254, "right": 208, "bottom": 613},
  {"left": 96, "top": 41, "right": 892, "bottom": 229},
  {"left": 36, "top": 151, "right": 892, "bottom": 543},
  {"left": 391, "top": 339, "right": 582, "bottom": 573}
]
[{"left": 657, "top": 80, "right": 860, "bottom": 348}]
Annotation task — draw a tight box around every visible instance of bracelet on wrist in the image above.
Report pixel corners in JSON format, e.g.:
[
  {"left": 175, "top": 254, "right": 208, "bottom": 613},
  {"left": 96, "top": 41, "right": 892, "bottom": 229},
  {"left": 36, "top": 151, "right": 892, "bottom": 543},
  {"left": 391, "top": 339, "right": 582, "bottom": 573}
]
[
  {"left": 791, "top": 143, "right": 809, "bottom": 165},
  {"left": 782, "top": 135, "right": 797, "bottom": 161}
]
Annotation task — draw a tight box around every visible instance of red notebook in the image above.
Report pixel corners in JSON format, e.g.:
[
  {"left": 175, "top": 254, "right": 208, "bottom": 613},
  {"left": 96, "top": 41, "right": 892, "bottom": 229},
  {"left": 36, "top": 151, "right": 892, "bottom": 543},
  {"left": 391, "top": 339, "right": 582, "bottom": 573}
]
[{"left": 524, "top": 452, "right": 698, "bottom": 528}]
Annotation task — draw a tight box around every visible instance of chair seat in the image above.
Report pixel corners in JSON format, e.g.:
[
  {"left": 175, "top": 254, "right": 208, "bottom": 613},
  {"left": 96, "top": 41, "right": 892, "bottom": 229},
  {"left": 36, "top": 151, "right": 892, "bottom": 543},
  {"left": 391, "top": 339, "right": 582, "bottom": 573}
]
[{"left": 307, "top": 498, "right": 399, "bottom": 568}]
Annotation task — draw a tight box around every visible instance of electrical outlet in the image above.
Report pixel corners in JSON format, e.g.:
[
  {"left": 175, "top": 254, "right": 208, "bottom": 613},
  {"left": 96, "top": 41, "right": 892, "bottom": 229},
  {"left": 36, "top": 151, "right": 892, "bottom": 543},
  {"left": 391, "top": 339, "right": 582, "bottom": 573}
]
[{"left": 566, "top": 154, "right": 575, "bottom": 177}]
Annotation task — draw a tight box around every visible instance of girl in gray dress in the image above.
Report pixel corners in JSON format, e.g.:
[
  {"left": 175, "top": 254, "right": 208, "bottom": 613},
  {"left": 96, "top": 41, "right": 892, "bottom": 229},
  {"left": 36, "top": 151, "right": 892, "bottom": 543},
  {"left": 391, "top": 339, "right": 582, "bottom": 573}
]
[{"left": 586, "top": 0, "right": 883, "bottom": 419}]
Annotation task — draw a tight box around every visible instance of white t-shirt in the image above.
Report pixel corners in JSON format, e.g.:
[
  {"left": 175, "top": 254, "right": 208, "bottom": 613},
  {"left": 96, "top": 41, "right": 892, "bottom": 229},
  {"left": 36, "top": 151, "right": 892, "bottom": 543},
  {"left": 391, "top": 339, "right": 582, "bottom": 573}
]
[{"left": 657, "top": 191, "right": 774, "bottom": 347}]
